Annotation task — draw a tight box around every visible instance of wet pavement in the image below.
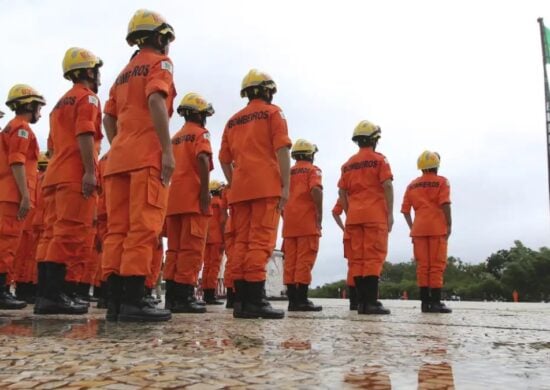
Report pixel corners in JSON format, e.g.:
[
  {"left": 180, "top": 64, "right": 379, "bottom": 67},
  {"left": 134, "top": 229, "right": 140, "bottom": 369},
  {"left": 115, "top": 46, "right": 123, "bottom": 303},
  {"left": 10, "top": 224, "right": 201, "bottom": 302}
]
[{"left": 0, "top": 299, "right": 549, "bottom": 389}]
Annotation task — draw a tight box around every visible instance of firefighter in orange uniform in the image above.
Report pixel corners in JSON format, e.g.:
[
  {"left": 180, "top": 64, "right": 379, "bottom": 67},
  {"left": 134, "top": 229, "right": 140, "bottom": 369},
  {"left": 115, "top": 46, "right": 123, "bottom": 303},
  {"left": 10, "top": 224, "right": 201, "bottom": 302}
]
[
  {"left": 401, "top": 151, "right": 452, "bottom": 313},
  {"left": 219, "top": 69, "right": 291, "bottom": 319},
  {"left": 221, "top": 186, "right": 235, "bottom": 308},
  {"left": 332, "top": 198, "right": 357, "bottom": 310},
  {"left": 282, "top": 139, "right": 323, "bottom": 311},
  {"left": 202, "top": 180, "right": 225, "bottom": 305},
  {"left": 102, "top": 9, "right": 176, "bottom": 322},
  {"left": 338, "top": 120, "right": 393, "bottom": 315},
  {"left": 0, "top": 84, "right": 45, "bottom": 310},
  {"left": 34, "top": 47, "right": 103, "bottom": 315},
  {"left": 165, "top": 92, "right": 214, "bottom": 314}
]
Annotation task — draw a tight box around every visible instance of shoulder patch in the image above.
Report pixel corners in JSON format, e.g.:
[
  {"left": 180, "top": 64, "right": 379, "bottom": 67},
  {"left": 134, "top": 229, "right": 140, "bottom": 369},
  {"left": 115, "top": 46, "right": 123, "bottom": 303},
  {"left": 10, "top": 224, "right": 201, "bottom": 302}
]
[
  {"left": 17, "top": 129, "right": 29, "bottom": 139},
  {"left": 161, "top": 61, "right": 173, "bottom": 74},
  {"left": 88, "top": 95, "right": 99, "bottom": 107}
]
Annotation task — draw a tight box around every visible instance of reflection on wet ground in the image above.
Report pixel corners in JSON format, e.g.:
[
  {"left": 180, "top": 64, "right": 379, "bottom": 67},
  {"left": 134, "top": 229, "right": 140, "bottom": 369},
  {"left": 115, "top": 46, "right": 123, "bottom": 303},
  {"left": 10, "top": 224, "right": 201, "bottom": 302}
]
[{"left": 0, "top": 300, "right": 549, "bottom": 388}]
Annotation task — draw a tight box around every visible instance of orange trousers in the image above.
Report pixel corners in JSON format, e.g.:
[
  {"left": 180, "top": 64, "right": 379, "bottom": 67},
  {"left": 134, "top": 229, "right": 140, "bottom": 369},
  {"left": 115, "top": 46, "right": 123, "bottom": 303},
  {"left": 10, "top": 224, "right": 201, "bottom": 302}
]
[
  {"left": 93, "top": 214, "right": 108, "bottom": 286},
  {"left": 146, "top": 240, "right": 163, "bottom": 289},
  {"left": 13, "top": 209, "right": 37, "bottom": 283},
  {"left": 102, "top": 168, "right": 167, "bottom": 278},
  {"left": 282, "top": 235, "right": 319, "bottom": 285},
  {"left": 347, "top": 223, "right": 388, "bottom": 277},
  {"left": 413, "top": 236, "right": 448, "bottom": 288},
  {"left": 343, "top": 238, "right": 354, "bottom": 286},
  {"left": 232, "top": 197, "right": 280, "bottom": 282},
  {"left": 80, "top": 234, "right": 100, "bottom": 285},
  {"left": 0, "top": 201, "right": 24, "bottom": 275},
  {"left": 165, "top": 213, "right": 209, "bottom": 285},
  {"left": 222, "top": 222, "right": 235, "bottom": 289},
  {"left": 202, "top": 243, "right": 223, "bottom": 289}
]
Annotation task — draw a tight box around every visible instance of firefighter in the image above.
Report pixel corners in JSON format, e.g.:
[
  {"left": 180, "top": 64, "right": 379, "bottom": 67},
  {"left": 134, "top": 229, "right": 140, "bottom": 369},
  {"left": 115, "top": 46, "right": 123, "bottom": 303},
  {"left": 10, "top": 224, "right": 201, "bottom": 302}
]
[
  {"left": 102, "top": 9, "right": 176, "bottom": 322},
  {"left": 282, "top": 139, "right": 323, "bottom": 311},
  {"left": 338, "top": 120, "right": 393, "bottom": 315},
  {"left": 401, "top": 150, "right": 452, "bottom": 313},
  {"left": 164, "top": 92, "right": 214, "bottom": 314},
  {"left": 34, "top": 47, "right": 103, "bottom": 315},
  {"left": 219, "top": 69, "right": 291, "bottom": 319},
  {"left": 0, "top": 84, "right": 45, "bottom": 310},
  {"left": 202, "top": 180, "right": 225, "bottom": 305}
]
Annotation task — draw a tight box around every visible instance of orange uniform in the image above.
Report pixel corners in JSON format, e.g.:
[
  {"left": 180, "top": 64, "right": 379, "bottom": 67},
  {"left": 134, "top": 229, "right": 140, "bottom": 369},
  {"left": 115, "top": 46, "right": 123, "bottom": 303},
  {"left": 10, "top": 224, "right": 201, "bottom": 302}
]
[
  {"left": 102, "top": 48, "right": 176, "bottom": 278},
  {"left": 219, "top": 99, "right": 291, "bottom": 282},
  {"left": 146, "top": 228, "right": 164, "bottom": 290},
  {"left": 401, "top": 172, "right": 451, "bottom": 288},
  {"left": 165, "top": 121, "right": 213, "bottom": 285},
  {"left": 221, "top": 188, "right": 235, "bottom": 289},
  {"left": 282, "top": 161, "right": 322, "bottom": 285},
  {"left": 39, "top": 84, "right": 102, "bottom": 284},
  {"left": 338, "top": 147, "right": 393, "bottom": 277},
  {"left": 332, "top": 199, "right": 354, "bottom": 287},
  {"left": 202, "top": 195, "right": 224, "bottom": 290},
  {"left": 0, "top": 116, "right": 39, "bottom": 275}
]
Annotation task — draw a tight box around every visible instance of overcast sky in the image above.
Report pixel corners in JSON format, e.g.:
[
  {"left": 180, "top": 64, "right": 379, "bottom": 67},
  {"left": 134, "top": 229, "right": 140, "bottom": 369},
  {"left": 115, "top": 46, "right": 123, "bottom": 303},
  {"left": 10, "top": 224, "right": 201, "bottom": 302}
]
[{"left": 1, "top": 0, "right": 549, "bottom": 286}]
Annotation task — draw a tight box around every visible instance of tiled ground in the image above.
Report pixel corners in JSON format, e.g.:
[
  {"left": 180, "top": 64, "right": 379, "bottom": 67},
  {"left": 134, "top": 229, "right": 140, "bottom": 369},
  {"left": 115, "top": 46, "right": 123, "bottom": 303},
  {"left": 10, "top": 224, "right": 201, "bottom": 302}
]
[{"left": 0, "top": 299, "right": 549, "bottom": 389}]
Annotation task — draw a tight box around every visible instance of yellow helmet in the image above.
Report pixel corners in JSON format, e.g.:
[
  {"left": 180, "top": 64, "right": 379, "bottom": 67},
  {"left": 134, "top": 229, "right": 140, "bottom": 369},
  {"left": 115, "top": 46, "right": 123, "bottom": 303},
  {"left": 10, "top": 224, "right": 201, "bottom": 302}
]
[
  {"left": 209, "top": 180, "right": 224, "bottom": 192},
  {"left": 177, "top": 93, "right": 214, "bottom": 116},
  {"left": 126, "top": 9, "right": 175, "bottom": 46},
  {"left": 240, "top": 69, "right": 277, "bottom": 98},
  {"left": 5, "top": 84, "right": 46, "bottom": 111},
  {"left": 352, "top": 120, "right": 381, "bottom": 140},
  {"left": 37, "top": 152, "right": 49, "bottom": 167},
  {"left": 417, "top": 150, "right": 440, "bottom": 170},
  {"left": 291, "top": 139, "right": 318, "bottom": 156},
  {"left": 62, "top": 47, "right": 103, "bottom": 80}
]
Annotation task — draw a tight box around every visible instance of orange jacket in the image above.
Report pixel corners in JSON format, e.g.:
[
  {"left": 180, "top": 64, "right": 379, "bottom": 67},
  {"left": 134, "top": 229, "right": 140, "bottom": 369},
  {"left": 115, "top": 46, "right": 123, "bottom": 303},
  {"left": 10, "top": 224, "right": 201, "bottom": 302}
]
[
  {"left": 282, "top": 161, "right": 322, "bottom": 238},
  {"left": 43, "top": 84, "right": 103, "bottom": 188},
  {"left": 338, "top": 147, "right": 393, "bottom": 226},
  {"left": 219, "top": 99, "right": 291, "bottom": 204},
  {"left": 166, "top": 122, "right": 213, "bottom": 216},
  {"left": 207, "top": 195, "right": 224, "bottom": 244},
  {"left": 401, "top": 172, "right": 451, "bottom": 236},
  {"left": 0, "top": 115, "right": 39, "bottom": 204},
  {"left": 104, "top": 48, "right": 177, "bottom": 176}
]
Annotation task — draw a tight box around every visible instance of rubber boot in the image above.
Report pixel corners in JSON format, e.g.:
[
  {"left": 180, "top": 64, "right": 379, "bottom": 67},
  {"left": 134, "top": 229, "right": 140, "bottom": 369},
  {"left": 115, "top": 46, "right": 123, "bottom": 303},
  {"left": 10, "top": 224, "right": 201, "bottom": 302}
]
[
  {"left": 171, "top": 283, "right": 206, "bottom": 313},
  {"left": 355, "top": 276, "right": 366, "bottom": 314},
  {"left": 105, "top": 274, "right": 123, "bottom": 321},
  {"left": 291, "top": 284, "right": 322, "bottom": 312},
  {"left": 78, "top": 283, "right": 97, "bottom": 302},
  {"left": 36, "top": 262, "right": 48, "bottom": 300},
  {"left": 64, "top": 281, "right": 90, "bottom": 307},
  {"left": 34, "top": 263, "right": 88, "bottom": 315},
  {"left": 15, "top": 282, "right": 28, "bottom": 302},
  {"left": 164, "top": 280, "right": 174, "bottom": 310},
  {"left": 225, "top": 287, "right": 234, "bottom": 309},
  {"left": 118, "top": 276, "right": 172, "bottom": 322},
  {"left": 286, "top": 284, "right": 298, "bottom": 311},
  {"left": 420, "top": 287, "right": 430, "bottom": 313},
  {"left": 232, "top": 280, "right": 246, "bottom": 318},
  {"left": 27, "top": 284, "right": 37, "bottom": 304},
  {"left": 428, "top": 288, "right": 452, "bottom": 313},
  {"left": 0, "top": 273, "right": 27, "bottom": 310},
  {"left": 96, "top": 282, "right": 108, "bottom": 309},
  {"left": 359, "top": 276, "right": 390, "bottom": 315},
  {"left": 348, "top": 285, "right": 358, "bottom": 311},
  {"left": 241, "top": 281, "right": 285, "bottom": 319},
  {"left": 203, "top": 289, "right": 224, "bottom": 305}
]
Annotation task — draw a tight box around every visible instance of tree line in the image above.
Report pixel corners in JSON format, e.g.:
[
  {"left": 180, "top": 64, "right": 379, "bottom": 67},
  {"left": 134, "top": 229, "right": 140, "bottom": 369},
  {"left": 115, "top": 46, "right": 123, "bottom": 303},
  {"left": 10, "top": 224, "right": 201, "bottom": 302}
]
[{"left": 310, "top": 241, "right": 550, "bottom": 302}]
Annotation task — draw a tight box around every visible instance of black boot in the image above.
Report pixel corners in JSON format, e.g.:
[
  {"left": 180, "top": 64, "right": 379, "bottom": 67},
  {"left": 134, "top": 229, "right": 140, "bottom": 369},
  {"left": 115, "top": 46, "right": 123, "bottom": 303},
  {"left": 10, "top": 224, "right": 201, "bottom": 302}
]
[
  {"left": 232, "top": 280, "right": 246, "bottom": 318},
  {"left": 355, "top": 276, "right": 366, "bottom": 314},
  {"left": 118, "top": 276, "right": 172, "bottom": 322},
  {"left": 359, "top": 276, "right": 390, "bottom": 315},
  {"left": 291, "top": 284, "right": 322, "bottom": 312},
  {"left": 0, "top": 273, "right": 26, "bottom": 310},
  {"left": 143, "top": 287, "right": 160, "bottom": 306},
  {"left": 428, "top": 288, "right": 452, "bottom": 313},
  {"left": 241, "top": 281, "right": 285, "bottom": 319},
  {"left": 286, "top": 284, "right": 298, "bottom": 311},
  {"left": 348, "top": 285, "right": 358, "bottom": 311},
  {"left": 106, "top": 274, "right": 123, "bottom": 321},
  {"left": 34, "top": 263, "right": 88, "bottom": 315},
  {"left": 171, "top": 283, "right": 206, "bottom": 313},
  {"left": 225, "top": 287, "right": 234, "bottom": 309},
  {"left": 36, "top": 262, "right": 48, "bottom": 299},
  {"left": 420, "top": 287, "right": 430, "bottom": 313},
  {"left": 15, "top": 282, "right": 28, "bottom": 301},
  {"left": 203, "top": 289, "right": 223, "bottom": 305},
  {"left": 78, "top": 283, "right": 97, "bottom": 302},
  {"left": 164, "top": 280, "right": 174, "bottom": 310},
  {"left": 64, "top": 281, "right": 90, "bottom": 307}
]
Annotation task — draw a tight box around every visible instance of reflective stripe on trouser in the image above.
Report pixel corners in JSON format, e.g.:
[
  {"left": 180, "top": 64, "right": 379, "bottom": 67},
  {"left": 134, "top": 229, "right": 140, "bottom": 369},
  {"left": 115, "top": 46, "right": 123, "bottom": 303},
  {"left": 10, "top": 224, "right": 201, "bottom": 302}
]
[
  {"left": 42, "top": 183, "right": 97, "bottom": 283},
  {"left": 0, "top": 201, "right": 24, "bottom": 274},
  {"left": 146, "top": 242, "right": 163, "bottom": 289},
  {"left": 202, "top": 243, "right": 223, "bottom": 289},
  {"left": 102, "top": 167, "right": 167, "bottom": 278},
  {"left": 347, "top": 223, "right": 388, "bottom": 277},
  {"left": 413, "top": 236, "right": 448, "bottom": 288},
  {"left": 231, "top": 197, "right": 280, "bottom": 282},
  {"left": 166, "top": 213, "right": 209, "bottom": 285},
  {"left": 282, "top": 235, "right": 319, "bottom": 285}
]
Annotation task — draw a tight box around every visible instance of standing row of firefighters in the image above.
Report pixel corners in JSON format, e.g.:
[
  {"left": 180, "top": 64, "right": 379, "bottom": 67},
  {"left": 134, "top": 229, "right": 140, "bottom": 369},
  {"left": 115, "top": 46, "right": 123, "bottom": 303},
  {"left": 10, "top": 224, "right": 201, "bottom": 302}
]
[{"left": 0, "top": 8, "right": 453, "bottom": 322}]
